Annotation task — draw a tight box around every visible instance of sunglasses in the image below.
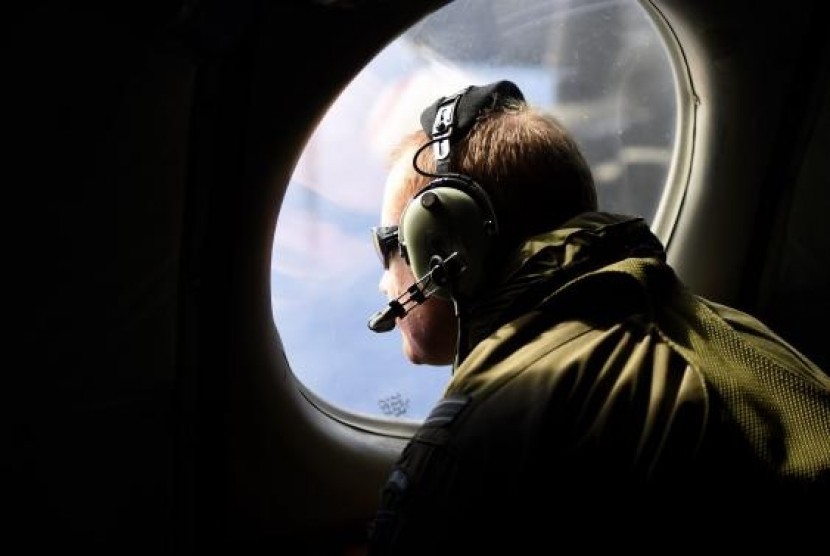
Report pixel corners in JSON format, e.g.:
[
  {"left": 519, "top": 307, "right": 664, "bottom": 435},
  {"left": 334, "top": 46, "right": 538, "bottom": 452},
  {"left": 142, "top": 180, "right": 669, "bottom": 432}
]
[{"left": 371, "top": 225, "right": 399, "bottom": 269}]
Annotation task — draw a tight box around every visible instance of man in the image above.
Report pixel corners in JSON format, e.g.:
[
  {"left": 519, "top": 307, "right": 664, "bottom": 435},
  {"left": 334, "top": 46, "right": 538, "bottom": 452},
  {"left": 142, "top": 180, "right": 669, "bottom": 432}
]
[{"left": 365, "top": 81, "right": 830, "bottom": 554}]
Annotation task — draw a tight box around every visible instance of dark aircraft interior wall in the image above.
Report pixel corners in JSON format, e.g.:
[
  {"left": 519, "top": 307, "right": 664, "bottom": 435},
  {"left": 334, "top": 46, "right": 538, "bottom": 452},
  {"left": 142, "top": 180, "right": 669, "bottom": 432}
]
[
  {"left": 753, "top": 36, "right": 830, "bottom": 372},
  {"left": 10, "top": 2, "right": 195, "bottom": 552},
  {"left": 7, "top": 0, "right": 829, "bottom": 554}
]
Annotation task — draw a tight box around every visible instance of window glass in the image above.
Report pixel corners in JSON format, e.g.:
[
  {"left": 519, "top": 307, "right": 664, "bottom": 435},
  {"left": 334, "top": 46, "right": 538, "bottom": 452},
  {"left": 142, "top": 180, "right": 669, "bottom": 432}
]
[{"left": 271, "top": 0, "right": 679, "bottom": 421}]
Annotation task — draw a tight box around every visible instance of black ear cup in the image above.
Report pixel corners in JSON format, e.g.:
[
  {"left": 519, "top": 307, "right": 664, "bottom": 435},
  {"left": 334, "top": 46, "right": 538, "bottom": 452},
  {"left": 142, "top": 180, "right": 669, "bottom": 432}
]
[{"left": 398, "top": 176, "right": 498, "bottom": 299}]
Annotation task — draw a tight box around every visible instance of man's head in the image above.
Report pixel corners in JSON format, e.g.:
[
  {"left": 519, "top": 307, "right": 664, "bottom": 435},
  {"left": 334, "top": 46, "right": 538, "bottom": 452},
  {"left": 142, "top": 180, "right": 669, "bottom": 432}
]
[{"left": 375, "top": 81, "right": 597, "bottom": 365}]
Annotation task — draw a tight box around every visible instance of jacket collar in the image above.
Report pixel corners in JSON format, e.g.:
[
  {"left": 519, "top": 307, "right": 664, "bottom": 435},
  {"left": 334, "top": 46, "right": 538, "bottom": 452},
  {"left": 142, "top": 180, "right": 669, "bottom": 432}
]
[{"left": 456, "top": 212, "right": 666, "bottom": 365}]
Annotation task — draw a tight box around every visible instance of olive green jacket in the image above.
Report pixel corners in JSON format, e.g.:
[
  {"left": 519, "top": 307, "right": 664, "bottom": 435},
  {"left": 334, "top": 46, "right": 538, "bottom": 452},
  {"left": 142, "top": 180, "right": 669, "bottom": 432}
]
[{"left": 368, "top": 212, "right": 830, "bottom": 555}]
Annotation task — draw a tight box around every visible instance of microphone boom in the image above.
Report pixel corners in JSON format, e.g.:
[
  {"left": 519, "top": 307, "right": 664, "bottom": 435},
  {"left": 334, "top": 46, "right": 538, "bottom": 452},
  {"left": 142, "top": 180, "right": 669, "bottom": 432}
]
[{"left": 366, "top": 253, "right": 458, "bottom": 333}]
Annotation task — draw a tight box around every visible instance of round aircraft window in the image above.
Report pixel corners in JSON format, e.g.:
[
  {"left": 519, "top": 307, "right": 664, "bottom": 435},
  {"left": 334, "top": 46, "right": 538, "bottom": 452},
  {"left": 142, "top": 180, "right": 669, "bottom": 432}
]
[{"left": 272, "top": 0, "right": 684, "bottom": 422}]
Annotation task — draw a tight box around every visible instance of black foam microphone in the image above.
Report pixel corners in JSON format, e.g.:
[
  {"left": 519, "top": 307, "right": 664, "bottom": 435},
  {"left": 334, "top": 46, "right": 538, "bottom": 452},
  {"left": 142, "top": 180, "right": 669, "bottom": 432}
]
[{"left": 367, "top": 300, "right": 407, "bottom": 333}]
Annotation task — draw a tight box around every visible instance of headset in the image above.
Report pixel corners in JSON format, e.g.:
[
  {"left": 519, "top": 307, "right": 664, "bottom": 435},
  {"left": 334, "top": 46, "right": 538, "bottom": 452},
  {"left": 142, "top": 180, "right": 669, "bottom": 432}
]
[
  {"left": 399, "top": 80, "right": 524, "bottom": 300},
  {"left": 367, "top": 80, "right": 524, "bottom": 333}
]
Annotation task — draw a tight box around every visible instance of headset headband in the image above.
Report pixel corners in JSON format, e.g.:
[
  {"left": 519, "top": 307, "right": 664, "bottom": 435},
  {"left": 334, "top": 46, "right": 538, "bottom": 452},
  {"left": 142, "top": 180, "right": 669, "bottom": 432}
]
[{"left": 419, "top": 80, "right": 525, "bottom": 174}]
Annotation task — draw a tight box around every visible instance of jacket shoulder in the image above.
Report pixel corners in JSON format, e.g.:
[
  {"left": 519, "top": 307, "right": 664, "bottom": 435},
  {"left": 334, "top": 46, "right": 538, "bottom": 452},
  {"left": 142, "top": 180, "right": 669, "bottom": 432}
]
[{"left": 451, "top": 312, "right": 709, "bottom": 482}]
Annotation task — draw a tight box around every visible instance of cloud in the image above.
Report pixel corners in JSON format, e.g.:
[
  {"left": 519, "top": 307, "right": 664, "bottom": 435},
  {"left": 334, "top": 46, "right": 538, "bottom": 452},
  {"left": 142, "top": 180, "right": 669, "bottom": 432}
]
[{"left": 271, "top": 209, "right": 374, "bottom": 285}]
